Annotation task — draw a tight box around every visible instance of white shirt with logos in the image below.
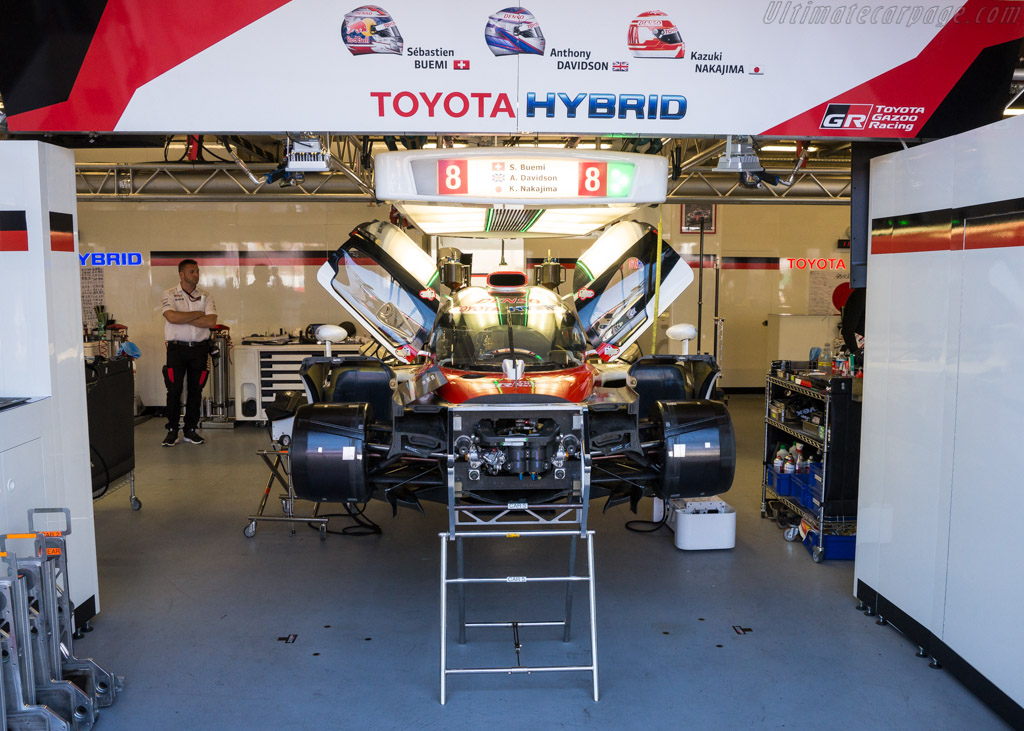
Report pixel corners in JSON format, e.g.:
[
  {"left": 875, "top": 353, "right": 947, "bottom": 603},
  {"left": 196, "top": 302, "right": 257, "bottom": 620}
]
[{"left": 161, "top": 285, "right": 217, "bottom": 343}]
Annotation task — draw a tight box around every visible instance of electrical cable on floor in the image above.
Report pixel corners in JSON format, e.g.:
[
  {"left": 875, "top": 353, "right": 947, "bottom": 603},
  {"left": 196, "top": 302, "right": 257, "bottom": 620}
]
[
  {"left": 624, "top": 504, "right": 670, "bottom": 533},
  {"left": 309, "top": 501, "right": 382, "bottom": 536}
]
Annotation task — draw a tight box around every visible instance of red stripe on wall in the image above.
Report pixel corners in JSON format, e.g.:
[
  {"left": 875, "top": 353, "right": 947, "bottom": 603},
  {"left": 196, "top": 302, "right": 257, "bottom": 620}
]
[
  {"left": 964, "top": 217, "right": 1024, "bottom": 251},
  {"left": 150, "top": 254, "right": 357, "bottom": 266},
  {"left": 50, "top": 231, "right": 75, "bottom": 252},
  {"left": 0, "top": 231, "right": 29, "bottom": 251},
  {"left": 874, "top": 217, "right": 1024, "bottom": 254},
  {"left": 722, "top": 262, "right": 780, "bottom": 270},
  {"left": 232, "top": 255, "right": 326, "bottom": 266},
  {"left": 872, "top": 227, "right": 951, "bottom": 255}
]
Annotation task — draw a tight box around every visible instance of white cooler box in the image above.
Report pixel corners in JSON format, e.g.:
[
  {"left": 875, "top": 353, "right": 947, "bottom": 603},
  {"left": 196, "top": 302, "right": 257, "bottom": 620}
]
[{"left": 654, "top": 496, "right": 736, "bottom": 550}]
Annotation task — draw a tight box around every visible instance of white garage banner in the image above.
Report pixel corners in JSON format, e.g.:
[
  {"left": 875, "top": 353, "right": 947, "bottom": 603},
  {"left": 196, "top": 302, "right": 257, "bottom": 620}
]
[{"left": 1, "top": 0, "right": 1021, "bottom": 137}]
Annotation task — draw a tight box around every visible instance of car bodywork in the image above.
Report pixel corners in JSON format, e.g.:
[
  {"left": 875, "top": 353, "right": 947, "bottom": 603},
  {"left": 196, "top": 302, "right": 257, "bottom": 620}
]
[{"left": 288, "top": 219, "right": 735, "bottom": 514}]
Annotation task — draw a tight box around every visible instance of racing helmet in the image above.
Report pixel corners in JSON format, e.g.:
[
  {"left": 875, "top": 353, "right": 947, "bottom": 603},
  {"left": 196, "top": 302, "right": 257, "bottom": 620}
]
[
  {"left": 627, "top": 10, "right": 685, "bottom": 59},
  {"left": 342, "top": 5, "right": 403, "bottom": 56},
  {"left": 485, "top": 7, "right": 546, "bottom": 56}
]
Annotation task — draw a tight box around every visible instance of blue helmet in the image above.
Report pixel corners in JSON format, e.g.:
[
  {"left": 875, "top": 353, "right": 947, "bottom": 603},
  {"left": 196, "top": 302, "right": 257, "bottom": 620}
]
[{"left": 485, "top": 7, "right": 545, "bottom": 56}]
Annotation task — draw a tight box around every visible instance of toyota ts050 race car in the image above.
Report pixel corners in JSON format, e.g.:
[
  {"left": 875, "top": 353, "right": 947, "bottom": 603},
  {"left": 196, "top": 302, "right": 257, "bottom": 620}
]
[{"left": 286, "top": 219, "right": 735, "bottom": 515}]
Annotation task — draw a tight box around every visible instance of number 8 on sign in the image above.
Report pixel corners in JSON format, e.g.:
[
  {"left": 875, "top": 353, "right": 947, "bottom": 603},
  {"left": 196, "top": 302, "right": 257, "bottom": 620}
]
[
  {"left": 578, "top": 162, "right": 607, "bottom": 196},
  {"left": 437, "top": 159, "right": 468, "bottom": 195}
]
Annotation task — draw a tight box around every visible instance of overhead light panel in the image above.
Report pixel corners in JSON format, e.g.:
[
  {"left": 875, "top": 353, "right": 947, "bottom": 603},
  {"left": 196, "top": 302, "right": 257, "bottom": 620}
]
[
  {"left": 527, "top": 205, "right": 638, "bottom": 235},
  {"left": 395, "top": 202, "right": 637, "bottom": 237},
  {"left": 760, "top": 144, "right": 818, "bottom": 153},
  {"left": 286, "top": 135, "right": 331, "bottom": 172},
  {"left": 715, "top": 135, "right": 763, "bottom": 173}
]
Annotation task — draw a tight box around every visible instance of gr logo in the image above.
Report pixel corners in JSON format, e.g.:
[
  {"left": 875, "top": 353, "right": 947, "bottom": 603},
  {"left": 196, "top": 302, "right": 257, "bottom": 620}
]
[{"left": 820, "top": 103, "right": 874, "bottom": 130}]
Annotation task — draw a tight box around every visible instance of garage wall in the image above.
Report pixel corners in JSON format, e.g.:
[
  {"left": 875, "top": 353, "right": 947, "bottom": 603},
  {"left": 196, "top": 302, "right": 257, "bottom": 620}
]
[
  {"left": 856, "top": 115, "right": 1024, "bottom": 716},
  {"left": 524, "top": 204, "right": 850, "bottom": 387},
  {"left": 77, "top": 200, "right": 396, "bottom": 407},
  {"left": 77, "top": 199, "right": 848, "bottom": 405}
]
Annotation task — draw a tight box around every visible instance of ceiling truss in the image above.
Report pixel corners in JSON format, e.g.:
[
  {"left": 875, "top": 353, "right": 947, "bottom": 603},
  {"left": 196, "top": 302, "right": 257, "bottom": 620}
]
[{"left": 75, "top": 135, "right": 852, "bottom": 205}]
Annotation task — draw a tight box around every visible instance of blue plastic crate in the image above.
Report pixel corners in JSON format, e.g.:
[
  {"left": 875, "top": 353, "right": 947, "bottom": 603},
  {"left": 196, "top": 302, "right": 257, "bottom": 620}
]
[
  {"left": 806, "top": 466, "right": 823, "bottom": 507},
  {"left": 802, "top": 530, "right": 856, "bottom": 561},
  {"left": 790, "top": 472, "right": 808, "bottom": 505},
  {"left": 804, "top": 466, "right": 824, "bottom": 511},
  {"left": 767, "top": 467, "right": 795, "bottom": 497}
]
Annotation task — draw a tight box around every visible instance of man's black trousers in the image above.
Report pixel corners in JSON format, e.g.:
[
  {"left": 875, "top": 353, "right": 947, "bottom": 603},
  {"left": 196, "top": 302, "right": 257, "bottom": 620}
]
[{"left": 164, "top": 341, "right": 210, "bottom": 431}]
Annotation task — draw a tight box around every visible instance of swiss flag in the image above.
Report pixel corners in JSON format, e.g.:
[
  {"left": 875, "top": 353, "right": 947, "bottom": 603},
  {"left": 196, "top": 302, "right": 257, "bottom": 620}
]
[{"left": 453, "top": 59, "right": 470, "bottom": 71}]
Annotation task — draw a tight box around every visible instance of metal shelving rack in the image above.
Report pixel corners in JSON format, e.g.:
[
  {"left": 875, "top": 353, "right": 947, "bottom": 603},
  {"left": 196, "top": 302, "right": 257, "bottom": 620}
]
[{"left": 761, "top": 372, "right": 861, "bottom": 562}]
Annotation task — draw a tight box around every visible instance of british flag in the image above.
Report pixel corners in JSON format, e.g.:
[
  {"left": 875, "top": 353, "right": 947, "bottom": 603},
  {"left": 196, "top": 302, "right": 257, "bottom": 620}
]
[{"left": 612, "top": 61, "right": 629, "bottom": 72}]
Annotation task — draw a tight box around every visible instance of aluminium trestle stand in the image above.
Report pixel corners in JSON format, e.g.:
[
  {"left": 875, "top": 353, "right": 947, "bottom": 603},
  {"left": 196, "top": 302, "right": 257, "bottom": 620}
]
[
  {"left": 439, "top": 495, "right": 599, "bottom": 704},
  {"left": 244, "top": 445, "right": 329, "bottom": 540},
  {"left": 0, "top": 508, "right": 124, "bottom": 729}
]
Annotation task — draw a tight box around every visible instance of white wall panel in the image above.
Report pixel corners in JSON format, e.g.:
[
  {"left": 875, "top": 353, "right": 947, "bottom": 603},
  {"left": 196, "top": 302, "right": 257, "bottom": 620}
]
[
  {"left": 857, "top": 134, "right": 958, "bottom": 632},
  {"left": 0, "top": 141, "right": 97, "bottom": 614},
  {"left": 0, "top": 144, "right": 51, "bottom": 398},
  {"left": 871, "top": 251, "right": 957, "bottom": 633},
  {"left": 943, "top": 217, "right": 1024, "bottom": 704},
  {"left": 951, "top": 118, "right": 1024, "bottom": 209},
  {"left": 890, "top": 136, "right": 956, "bottom": 217},
  {"left": 857, "top": 114, "right": 1024, "bottom": 712}
]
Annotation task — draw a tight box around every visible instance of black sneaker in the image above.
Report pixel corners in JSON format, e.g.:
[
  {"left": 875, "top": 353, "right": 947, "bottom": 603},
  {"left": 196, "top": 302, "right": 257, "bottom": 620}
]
[
  {"left": 162, "top": 430, "right": 179, "bottom": 447},
  {"left": 183, "top": 429, "right": 205, "bottom": 445}
]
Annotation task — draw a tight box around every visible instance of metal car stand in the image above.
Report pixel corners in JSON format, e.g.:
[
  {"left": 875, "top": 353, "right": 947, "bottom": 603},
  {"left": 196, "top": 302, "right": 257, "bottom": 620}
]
[
  {"left": 0, "top": 508, "right": 123, "bottom": 730},
  {"left": 243, "top": 445, "right": 329, "bottom": 540},
  {"left": 439, "top": 475, "right": 599, "bottom": 704}
]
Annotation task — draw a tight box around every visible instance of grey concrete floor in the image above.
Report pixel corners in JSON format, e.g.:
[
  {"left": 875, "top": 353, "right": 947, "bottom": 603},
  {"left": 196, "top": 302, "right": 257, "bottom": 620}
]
[{"left": 79, "top": 395, "right": 1009, "bottom": 730}]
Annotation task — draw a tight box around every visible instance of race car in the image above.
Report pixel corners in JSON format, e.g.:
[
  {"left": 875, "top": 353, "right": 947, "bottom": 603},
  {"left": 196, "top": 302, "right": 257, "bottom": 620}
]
[{"left": 287, "top": 219, "right": 735, "bottom": 515}]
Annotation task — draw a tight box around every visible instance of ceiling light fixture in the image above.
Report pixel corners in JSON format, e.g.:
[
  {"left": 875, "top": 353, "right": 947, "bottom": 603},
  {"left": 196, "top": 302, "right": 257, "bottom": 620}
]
[
  {"left": 760, "top": 144, "right": 819, "bottom": 153},
  {"left": 394, "top": 202, "right": 638, "bottom": 237},
  {"left": 714, "top": 135, "right": 764, "bottom": 172}
]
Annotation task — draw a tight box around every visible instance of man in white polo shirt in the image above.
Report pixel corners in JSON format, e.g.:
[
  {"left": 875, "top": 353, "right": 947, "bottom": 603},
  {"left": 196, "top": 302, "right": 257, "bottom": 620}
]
[{"left": 160, "top": 258, "right": 218, "bottom": 446}]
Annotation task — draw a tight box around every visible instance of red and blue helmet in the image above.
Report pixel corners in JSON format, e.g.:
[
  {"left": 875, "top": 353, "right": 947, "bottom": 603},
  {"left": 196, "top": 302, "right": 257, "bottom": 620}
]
[
  {"left": 485, "top": 7, "right": 545, "bottom": 56},
  {"left": 342, "top": 5, "right": 403, "bottom": 56}
]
